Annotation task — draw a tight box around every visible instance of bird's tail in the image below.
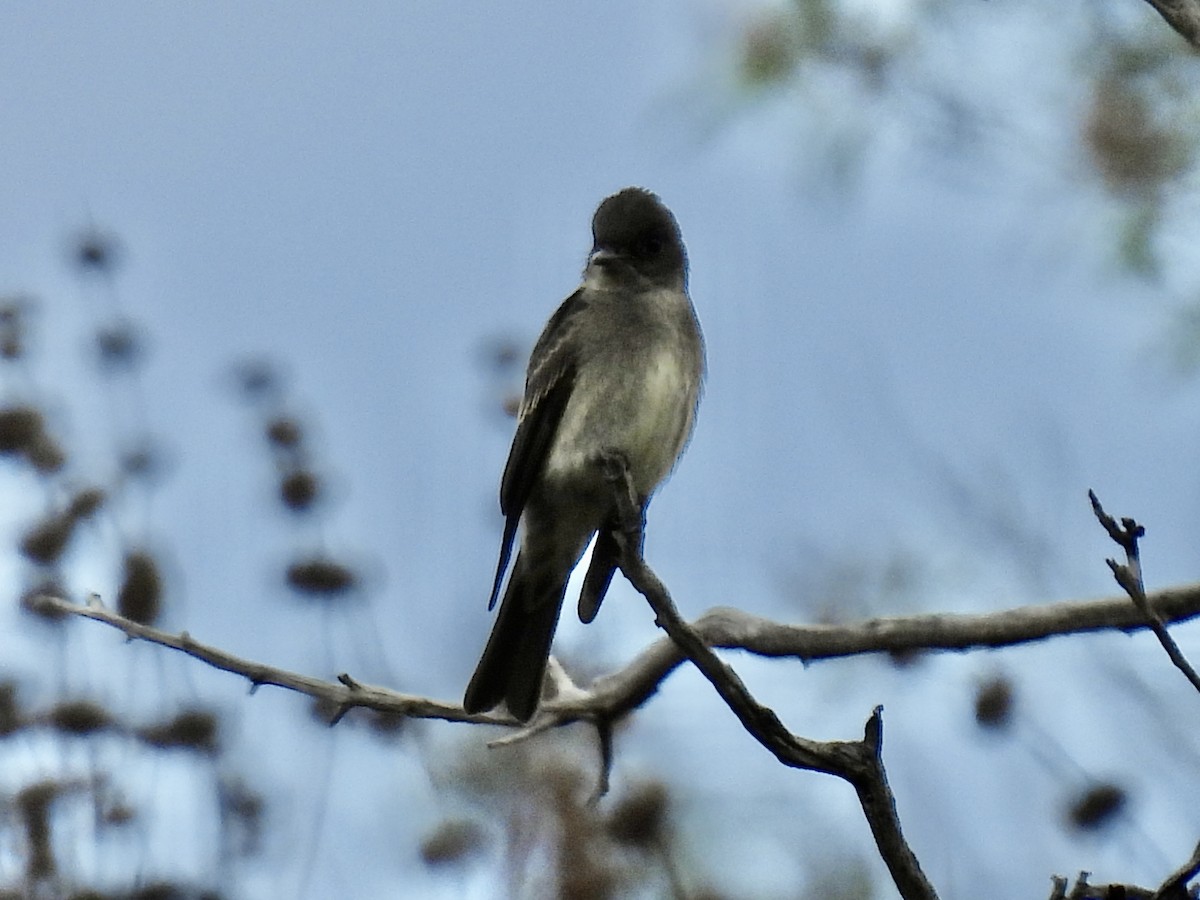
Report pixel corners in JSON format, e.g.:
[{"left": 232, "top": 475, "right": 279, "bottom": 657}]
[{"left": 463, "top": 556, "right": 566, "bottom": 722}]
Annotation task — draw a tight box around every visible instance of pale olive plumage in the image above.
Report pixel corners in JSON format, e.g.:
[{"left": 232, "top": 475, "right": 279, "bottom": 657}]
[{"left": 463, "top": 188, "right": 704, "bottom": 722}]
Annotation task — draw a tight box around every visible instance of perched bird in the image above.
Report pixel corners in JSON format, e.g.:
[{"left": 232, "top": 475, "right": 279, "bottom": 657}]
[{"left": 463, "top": 188, "right": 704, "bottom": 722}]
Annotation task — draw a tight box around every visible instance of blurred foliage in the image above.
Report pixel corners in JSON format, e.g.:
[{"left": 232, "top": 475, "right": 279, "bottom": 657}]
[
  {"left": 727, "top": 0, "right": 1200, "bottom": 367},
  {"left": 4, "top": 4, "right": 1200, "bottom": 897},
  {"left": 0, "top": 233, "right": 265, "bottom": 897},
  {"left": 438, "top": 732, "right": 727, "bottom": 898}
]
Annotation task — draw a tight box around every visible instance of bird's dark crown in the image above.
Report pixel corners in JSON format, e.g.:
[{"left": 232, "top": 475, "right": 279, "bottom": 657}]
[{"left": 590, "top": 187, "right": 687, "bottom": 283}]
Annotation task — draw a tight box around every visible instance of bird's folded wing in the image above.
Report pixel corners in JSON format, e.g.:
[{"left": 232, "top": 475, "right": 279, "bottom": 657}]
[{"left": 487, "top": 290, "right": 587, "bottom": 609}]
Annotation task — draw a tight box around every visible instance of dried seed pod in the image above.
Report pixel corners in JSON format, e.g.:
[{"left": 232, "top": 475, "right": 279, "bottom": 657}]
[
  {"left": 419, "top": 820, "right": 486, "bottom": 867},
  {"left": 68, "top": 487, "right": 106, "bottom": 519},
  {"left": 1067, "top": 782, "right": 1126, "bottom": 831},
  {"left": 286, "top": 557, "right": 356, "bottom": 596},
  {"left": 607, "top": 781, "right": 670, "bottom": 848},
  {"left": 138, "top": 709, "right": 219, "bottom": 754},
  {"left": 20, "top": 513, "right": 75, "bottom": 565},
  {"left": 117, "top": 550, "right": 163, "bottom": 625},
  {"left": 25, "top": 432, "right": 66, "bottom": 474},
  {"left": 48, "top": 700, "right": 113, "bottom": 736},
  {"left": 974, "top": 676, "right": 1015, "bottom": 731},
  {"left": 0, "top": 406, "right": 44, "bottom": 454},
  {"left": 95, "top": 321, "right": 145, "bottom": 371},
  {"left": 280, "top": 469, "right": 319, "bottom": 511},
  {"left": 73, "top": 231, "right": 120, "bottom": 272},
  {"left": 266, "top": 417, "right": 303, "bottom": 449}
]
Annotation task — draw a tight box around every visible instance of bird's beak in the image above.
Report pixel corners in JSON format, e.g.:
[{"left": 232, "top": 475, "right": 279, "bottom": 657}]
[{"left": 588, "top": 247, "right": 619, "bottom": 268}]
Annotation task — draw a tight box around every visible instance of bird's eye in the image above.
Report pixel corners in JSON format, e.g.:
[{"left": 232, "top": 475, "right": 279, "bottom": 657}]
[{"left": 639, "top": 237, "right": 663, "bottom": 257}]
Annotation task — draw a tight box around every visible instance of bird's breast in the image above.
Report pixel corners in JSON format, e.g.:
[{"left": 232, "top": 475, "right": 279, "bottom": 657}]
[
  {"left": 545, "top": 343, "right": 695, "bottom": 497},
  {"left": 625, "top": 347, "right": 691, "bottom": 472}
]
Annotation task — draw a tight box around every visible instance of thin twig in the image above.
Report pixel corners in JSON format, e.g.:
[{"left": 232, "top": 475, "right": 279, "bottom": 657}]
[
  {"left": 1089, "top": 490, "right": 1200, "bottom": 695},
  {"left": 27, "top": 593, "right": 499, "bottom": 725},
  {"left": 588, "top": 719, "right": 614, "bottom": 806},
  {"left": 1154, "top": 839, "right": 1200, "bottom": 900}
]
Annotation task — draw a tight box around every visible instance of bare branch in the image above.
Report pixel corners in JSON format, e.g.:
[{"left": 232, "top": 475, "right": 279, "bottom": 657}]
[
  {"left": 1141, "top": 0, "right": 1200, "bottom": 47},
  {"left": 599, "top": 450, "right": 938, "bottom": 900},
  {"left": 28, "top": 593, "right": 504, "bottom": 726},
  {"left": 1050, "top": 837, "right": 1200, "bottom": 899},
  {"left": 28, "top": 579, "right": 1200, "bottom": 730},
  {"left": 1154, "top": 839, "right": 1200, "bottom": 899},
  {"left": 1054, "top": 871, "right": 1157, "bottom": 899},
  {"left": 581, "top": 582, "right": 1200, "bottom": 719},
  {"left": 1090, "top": 491, "right": 1200, "bottom": 696},
  {"left": 847, "top": 708, "right": 938, "bottom": 900},
  {"left": 30, "top": 534, "right": 1200, "bottom": 898}
]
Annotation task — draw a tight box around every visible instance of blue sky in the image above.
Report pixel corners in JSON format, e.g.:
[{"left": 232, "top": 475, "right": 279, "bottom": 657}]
[{"left": 2, "top": 2, "right": 1198, "bottom": 898}]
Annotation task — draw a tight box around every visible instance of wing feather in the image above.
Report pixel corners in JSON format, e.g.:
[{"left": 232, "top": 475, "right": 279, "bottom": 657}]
[{"left": 487, "top": 290, "right": 587, "bottom": 609}]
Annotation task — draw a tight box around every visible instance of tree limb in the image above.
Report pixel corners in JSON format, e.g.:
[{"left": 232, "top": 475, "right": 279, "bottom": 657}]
[
  {"left": 598, "top": 450, "right": 938, "bottom": 900},
  {"left": 1153, "top": 838, "right": 1200, "bottom": 899},
  {"left": 30, "top": 561, "right": 1200, "bottom": 898},
  {"left": 27, "top": 593, "right": 500, "bottom": 725},
  {"left": 581, "top": 580, "right": 1200, "bottom": 719},
  {"left": 1141, "top": 0, "right": 1200, "bottom": 47},
  {"left": 27, "top": 579, "right": 1200, "bottom": 729}
]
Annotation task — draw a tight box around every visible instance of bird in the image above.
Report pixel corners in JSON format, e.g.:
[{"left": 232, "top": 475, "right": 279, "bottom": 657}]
[{"left": 463, "top": 187, "right": 704, "bottom": 722}]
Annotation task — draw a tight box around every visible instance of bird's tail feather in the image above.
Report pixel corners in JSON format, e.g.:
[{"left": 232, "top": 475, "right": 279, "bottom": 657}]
[
  {"left": 578, "top": 528, "right": 619, "bottom": 624},
  {"left": 463, "top": 559, "right": 566, "bottom": 722}
]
